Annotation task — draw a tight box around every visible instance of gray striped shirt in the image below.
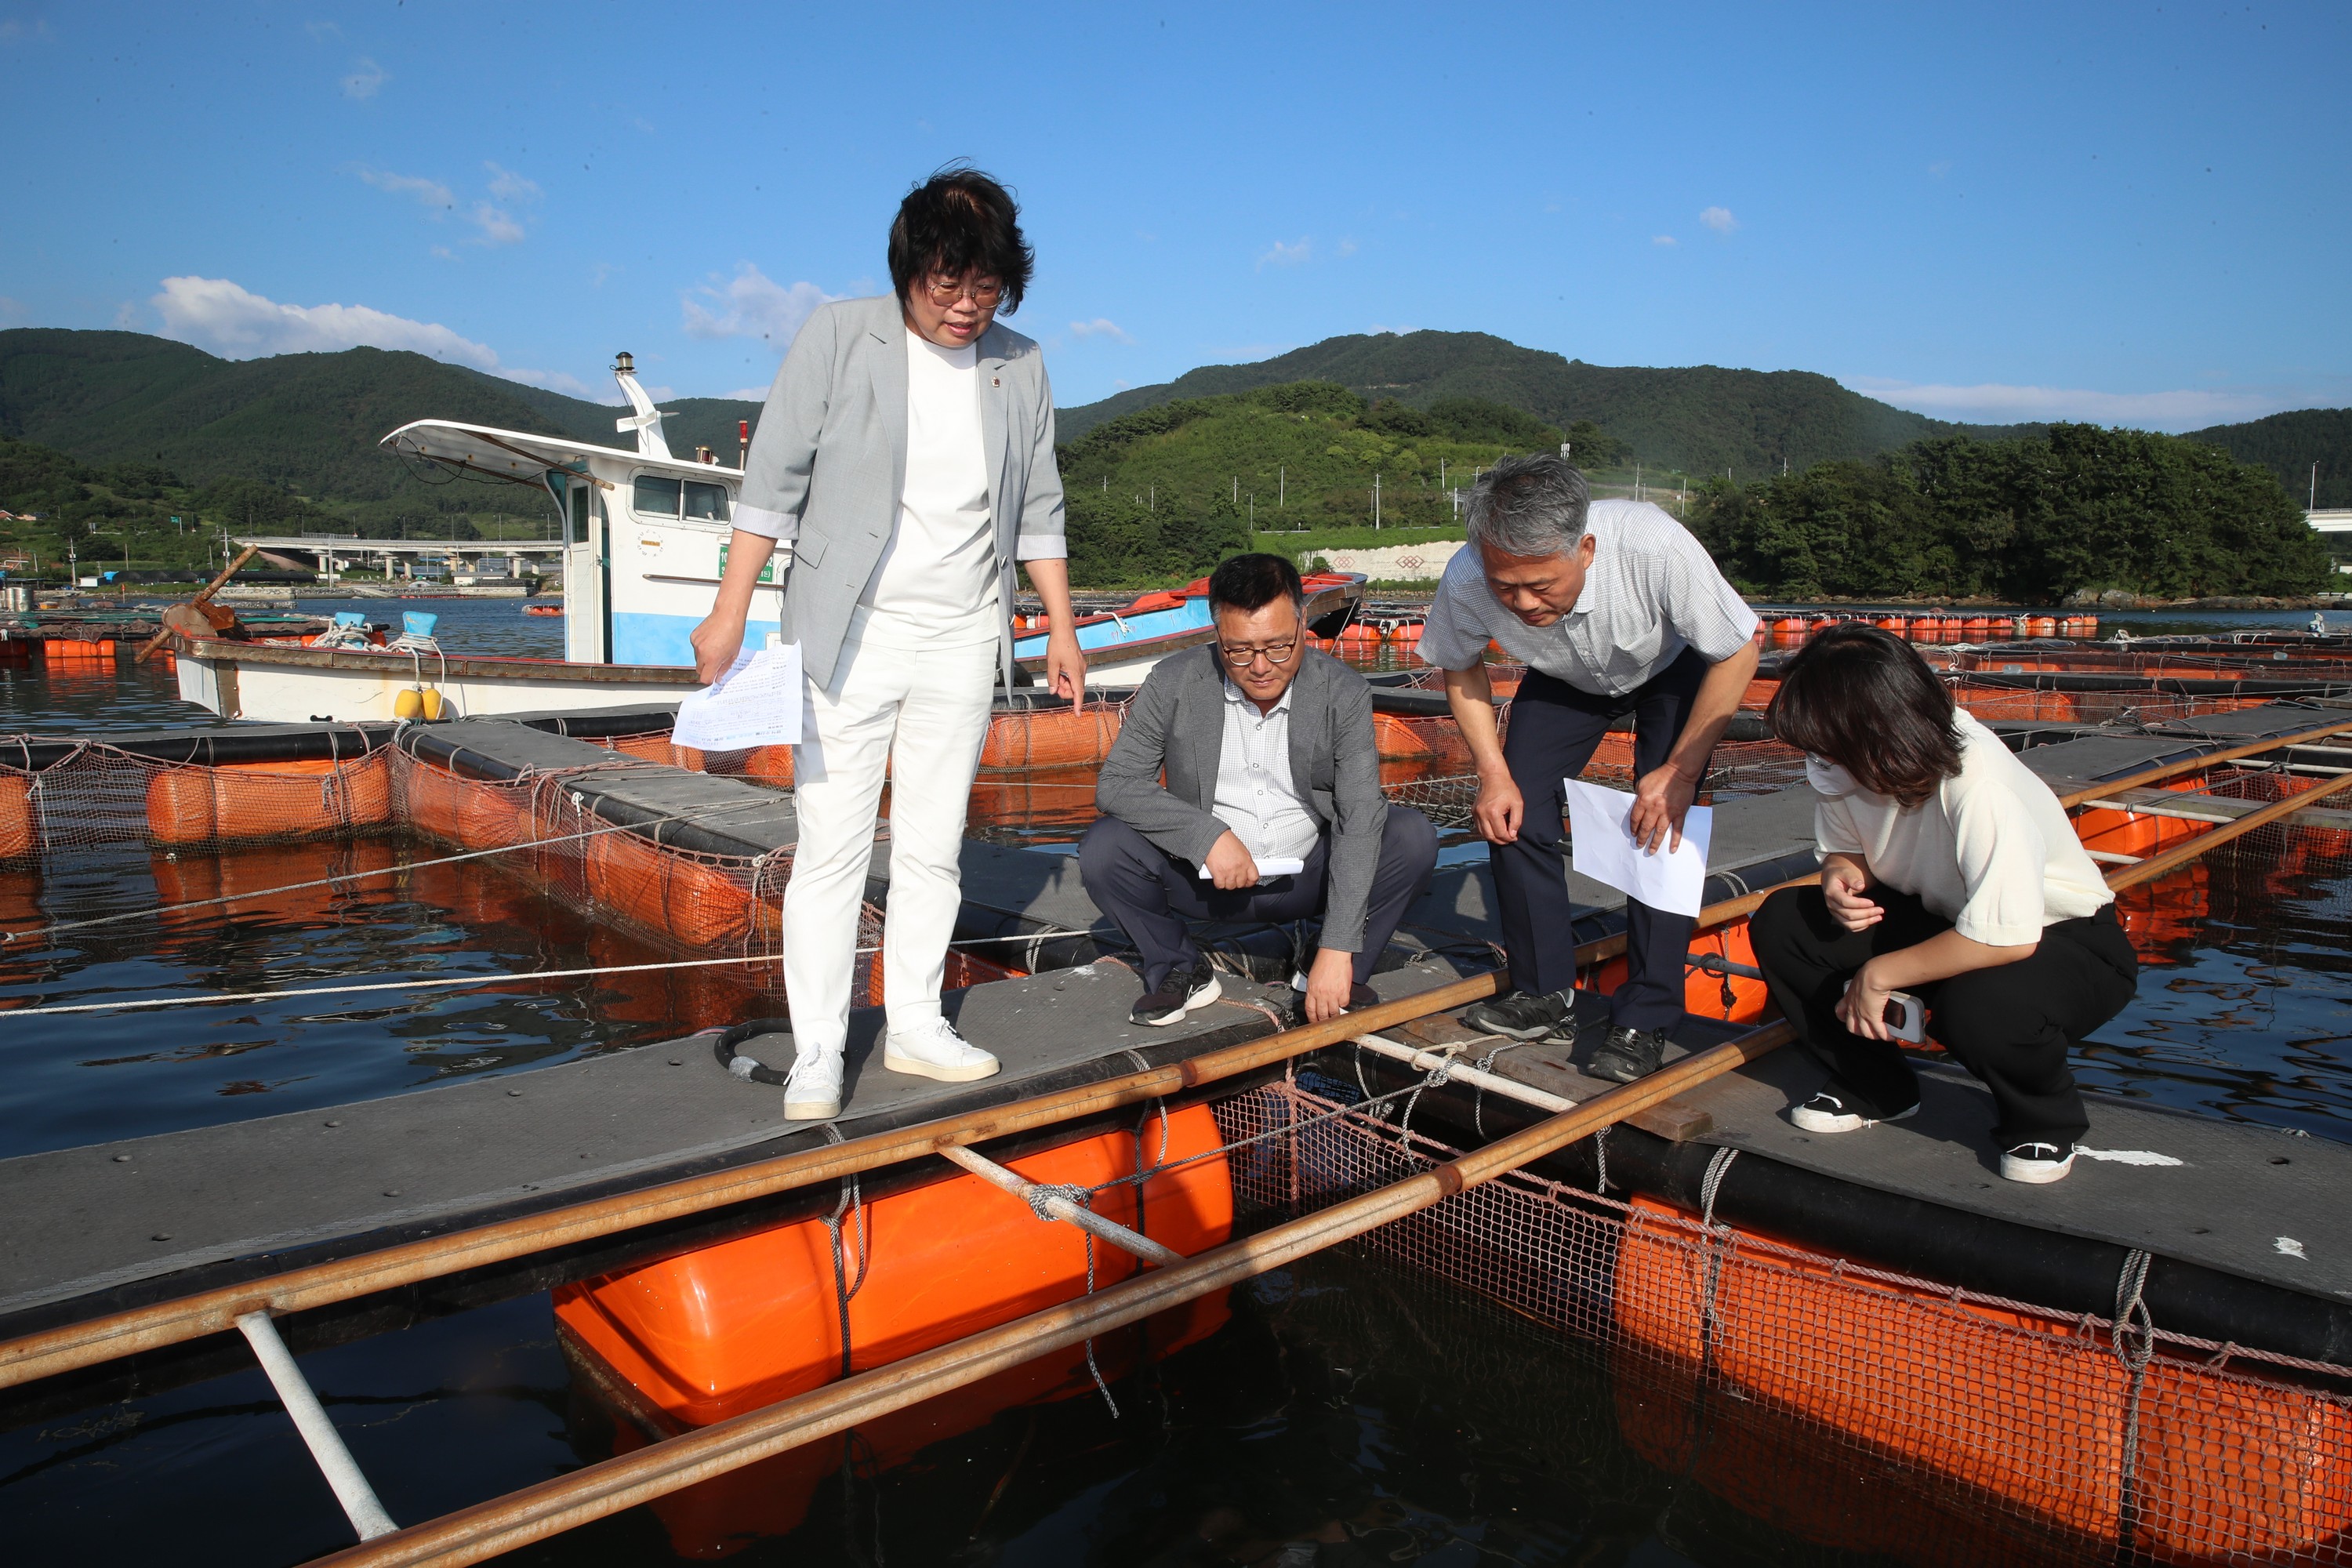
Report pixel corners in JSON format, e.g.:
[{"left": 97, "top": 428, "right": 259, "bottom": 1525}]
[{"left": 1415, "top": 499, "right": 1759, "bottom": 695}]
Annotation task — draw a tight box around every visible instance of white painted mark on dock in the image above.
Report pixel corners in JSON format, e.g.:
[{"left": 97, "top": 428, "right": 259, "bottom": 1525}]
[
  {"left": 2074, "top": 1147, "right": 2183, "bottom": 1167},
  {"left": 2277, "top": 1236, "right": 2308, "bottom": 1259}
]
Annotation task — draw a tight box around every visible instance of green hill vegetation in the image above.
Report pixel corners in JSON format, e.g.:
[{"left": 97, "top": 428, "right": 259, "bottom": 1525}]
[
  {"left": 2186, "top": 407, "right": 2352, "bottom": 510},
  {"left": 1690, "top": 425, "right": 2329, "bottom": 602},
  {"left": 1056, "top": 329, "right": 2045, "bottom": 476}
]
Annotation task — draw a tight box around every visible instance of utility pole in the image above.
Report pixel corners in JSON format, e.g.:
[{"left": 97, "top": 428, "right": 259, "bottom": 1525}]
[
  {"left": 1279, "top": 466, "right": 1285, "bottom": 510},
  {"left": 1374, "top": 472, "right": 1381, "bottom": 528},
  {"left": 1232, "top": 475, "right": 1238, "bottom": 505},
  {"left": 2315, "top": 463, "right": 2321, "bottom": 511}
]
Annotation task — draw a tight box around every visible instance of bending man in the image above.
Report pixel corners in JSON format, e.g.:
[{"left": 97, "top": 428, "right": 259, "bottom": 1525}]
[
  {"left": 1426, "top": 453, "right": 1759, "bottom": 1080},
  {"left": 1081, "top": 554, "right": 1438, "bottom": 1027}
]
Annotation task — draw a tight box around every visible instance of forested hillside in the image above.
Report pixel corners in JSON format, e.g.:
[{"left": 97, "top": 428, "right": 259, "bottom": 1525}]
[
  {"left": 1057, "top": 330, "right": 2039, "bottom": 475},
  {"left": 2187, "top": 407, "right": 2352, "bottom": 510},
  {"left": 1690, "top": 425, "right": 2328, "bottom": 602}
]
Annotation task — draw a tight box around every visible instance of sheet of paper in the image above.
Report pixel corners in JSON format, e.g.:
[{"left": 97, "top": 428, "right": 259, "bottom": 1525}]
[
  {"left": 1199, "top": 856, "right": 1306, "bottom": 880},
  {"left": 671, "top": 641, "right": 804, "bottom": 751},
  {"left": 1562, "top": 779, "right": 1712, "bottom": 918}
]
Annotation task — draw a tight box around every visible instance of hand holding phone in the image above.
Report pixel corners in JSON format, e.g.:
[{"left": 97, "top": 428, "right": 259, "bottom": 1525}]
[{"left": 1881, "top": 992, "right": 1926, "bottom": 1044}]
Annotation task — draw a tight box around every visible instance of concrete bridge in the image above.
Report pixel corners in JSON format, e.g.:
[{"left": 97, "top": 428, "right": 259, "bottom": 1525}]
[
  {"left": 2307, "top": 510, "right": 2352, "bottom": 533},
  {"left": 231, "top": 535, "right": 563, "bottom": 583}
]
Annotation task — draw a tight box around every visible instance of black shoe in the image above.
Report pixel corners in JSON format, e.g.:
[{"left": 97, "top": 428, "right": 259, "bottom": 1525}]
[
  {"left": 1461, "top": 988, "right": 1579, "bottom": 1042},
  {"left": 1131, "top": 964, "right": 1222, "bottom": 1026},
  {"left": 1588, "top": 1025, "right": 1670, "bottom": 1083}
]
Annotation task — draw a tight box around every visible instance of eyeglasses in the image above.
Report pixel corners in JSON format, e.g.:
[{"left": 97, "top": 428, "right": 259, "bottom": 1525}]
[
  {"left": 1218, "top": 638, "right": 1298, "bottom": 669},
  {"left": 923, "top": 276, "right": 1004, "bottom": 308}
]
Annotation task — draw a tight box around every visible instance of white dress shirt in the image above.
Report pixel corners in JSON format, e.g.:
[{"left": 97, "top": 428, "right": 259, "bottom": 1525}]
[{"left": 1210, "top": 677, "right": 1323, "bottom": 864}]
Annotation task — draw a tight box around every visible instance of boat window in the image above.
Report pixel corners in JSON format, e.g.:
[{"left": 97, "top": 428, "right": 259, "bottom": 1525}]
[
  {"left": 682, "top": 481, "right": 730, "bottom": 522},
  {"left": 633, "top": 476, "right": 682, "bottom": 517},
  {"left": 568, "top": 482, "right": 589, "bottom": 545}
]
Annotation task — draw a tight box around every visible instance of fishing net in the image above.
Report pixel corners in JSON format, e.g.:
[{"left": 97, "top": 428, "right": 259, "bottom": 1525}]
[{"left": 1210, "top": 1078, "right": 2352, "bottom": 1567}]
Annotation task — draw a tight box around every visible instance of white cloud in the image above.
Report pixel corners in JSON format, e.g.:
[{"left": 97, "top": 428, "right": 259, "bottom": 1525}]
[
  {"left": 484, "top": 162, "right": 541, "bottom": 203},
  {"left": 1699, "top": 205, "right": 1737, "bottom": 234},
  {"left": 1652, "top": 234, "right": 1678, "bottom": 246},
  {"left": 500, "top": 367, "right": 604, "bottom": 399},
  {"left": 723, "top": 386, "right": 771, "bottom": 401},
  {"left": 1336, "top": 238, "right": 1359, "bottom": 257},
  {"left": 112, "top": 301, "right": 138, "bottom": 328},
  {"left": 1370, "top": 324, "right": 1418, "bottom": 336},
  {"left": 1257, "top": 238, "right": 1312, "bottom": 269},
  {"left": 0, "top": 296, "right": 24, "bottom": 324},
  {"left": 681, "top": 263, "right": 838, "bottom": 349},
  {"left": 340, "top": 56, "right": 387, "bottom": 100},
  {"left": 0, "top": 17, "right": 56, "bottom": 42},
  {"left": 467, "top": 201, "right": 524, "bottom": 245},
  {"left": 303, "top": 20, "right": 341, "bottom": 42},
  {"left": 354, "top": 167, "right": 454, "bottom": 209},
  {"left": 1842, "top": 376, "right": 2305, "bottom": 432},
  {"left": 1069, "top": 318, "right": 1134, "bottom": 344},
  {"left": 1929, "top": 160, "right": 1953, "bottom": 178}
]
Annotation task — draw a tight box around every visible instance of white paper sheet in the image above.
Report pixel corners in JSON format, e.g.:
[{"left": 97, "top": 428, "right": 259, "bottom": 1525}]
[
  {"left": 1199, "top": 856, "right": 1306, "bottom": 880},
  {"left": 671, "top": 641, "right": 804, "bottom": 751},
  {"left": 1562, "top": 779, "right": 1712, "bottom": 917}
]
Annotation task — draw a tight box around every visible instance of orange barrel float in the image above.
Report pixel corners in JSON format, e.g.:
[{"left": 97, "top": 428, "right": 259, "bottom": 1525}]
[
  {"left": 583, "top": 826, "right": 773, "bottom": 950},
  {"left": 1770, "top": 616, "right": 1808, "bottom": 642},
  {"left": 555, "top": 1105, "right": 1233, "bottom": 1428},
  {"left": 0, "top": 774, "right": 34, "bottom": 861},
  {"left": 979, "top": 702, "right": 1123, "bottom": 771},
  {"left": 1611, "top": 1195, "right": 2352, "bottom": 1562},
  {"left": 1964, "top": 615, "right": 1994, "bottom": 639},
  {"left": 1874, "top": 615, "right": 1907, "bottom": 636},
  {"left": 745, "top": 744, "right": 795, "bottom": 788},
  {"left": 146, "top": 753, "right": 393, "bottom": 846},
  {"left": 2026, "top": 615, "right": 2059, "bottom": 637}
]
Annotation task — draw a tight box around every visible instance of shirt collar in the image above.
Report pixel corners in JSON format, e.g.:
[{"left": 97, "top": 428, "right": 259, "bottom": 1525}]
[{"left": 1221, "top": 671, "right": 1296, "bottom": 716}]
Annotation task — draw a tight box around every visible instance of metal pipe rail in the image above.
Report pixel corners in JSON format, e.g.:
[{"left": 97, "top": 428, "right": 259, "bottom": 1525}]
[
  {"left": 2053, "top": 716, "right": 2352, "bottom": 808},
  {"left": 237, "top": 1312, "right": 399, "bottom": 1541},
  {"left": 935, "top": 1144, "right": 1183, "bottom": 1268},
  {"left": 307, "top": 1019, "right": 1797, "bottom": 1567}
]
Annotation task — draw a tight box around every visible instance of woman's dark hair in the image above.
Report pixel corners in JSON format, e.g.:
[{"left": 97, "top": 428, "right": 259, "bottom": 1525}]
[
  {"left": 1207, "top": 553, "right": 1304, "bottom": 615},
  {"left": 1768, "top": 623, "right": 1962, "bottom": 808},
  {"left": 887, "top": 165, "right": 1033, "bottom": 314}
]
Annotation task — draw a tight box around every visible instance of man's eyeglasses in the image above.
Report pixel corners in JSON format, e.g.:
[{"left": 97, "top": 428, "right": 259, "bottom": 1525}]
[
  {"left": 1219, "top": 638, "right": 1298, "bottom": 669},
  {"left": 924, "top": 276, "right": 1004, "bottom": 309}
]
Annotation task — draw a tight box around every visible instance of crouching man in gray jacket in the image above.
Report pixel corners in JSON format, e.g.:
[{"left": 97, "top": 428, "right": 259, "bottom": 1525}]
[{"left": 1080, "top": 554, "right": 1439, "bottom": 1027}]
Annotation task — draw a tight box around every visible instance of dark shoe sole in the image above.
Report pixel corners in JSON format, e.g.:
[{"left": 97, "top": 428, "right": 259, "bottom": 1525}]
[
  {"left": 1585, "top": 1051, "right": 1659, "bottom": 1084},
  {"left": 1461, "top": 1007, "right": 1572, "bottom": 1042},
  {"left": 1131, "top": 974, "right": 1223, "bottom": 1028}
]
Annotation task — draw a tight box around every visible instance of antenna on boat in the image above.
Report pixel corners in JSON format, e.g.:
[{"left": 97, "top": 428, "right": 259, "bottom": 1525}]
[{"left": 611, "top": 350, "right": 672, "bottom": 460}]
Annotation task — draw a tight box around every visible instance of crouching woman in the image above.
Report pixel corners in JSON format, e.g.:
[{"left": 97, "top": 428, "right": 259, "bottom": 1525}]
[{"left": 1750, "top": 625, "right": 2138, "bottom": 1185}]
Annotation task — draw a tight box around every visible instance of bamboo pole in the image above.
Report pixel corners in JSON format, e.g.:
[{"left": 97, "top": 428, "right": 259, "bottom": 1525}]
[
  {"left": 307, "top": 1019, "right": 1794, "bottom": 1568},
  {"left": 936, "top": 1144, "right": 1182, "bottom": 1267},
  {"left": 2103, "top": 768, "right": 2352, "bottom": 891},
  {"left": 2055, "top": 715, "right": 2352, "bottom": 808},
  {"left": 133, "top": 544, "right": 260, "bottom": 664}
]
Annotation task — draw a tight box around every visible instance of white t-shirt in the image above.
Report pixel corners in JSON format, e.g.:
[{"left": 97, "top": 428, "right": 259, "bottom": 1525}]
[
  {"left": 1414, "top": 499, "right": 1758, "bottom": 696},
  {"left": 1812, "top": 712, "right": 2112, "bottom": 946},
  {"left": 861, "top": 333, "right": 1000, "bottom": 640}
]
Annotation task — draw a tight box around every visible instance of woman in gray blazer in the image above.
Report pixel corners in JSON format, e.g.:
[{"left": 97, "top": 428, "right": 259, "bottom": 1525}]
[{"left": 691, "top": 168, "right": 1085, "bottom": 1121}]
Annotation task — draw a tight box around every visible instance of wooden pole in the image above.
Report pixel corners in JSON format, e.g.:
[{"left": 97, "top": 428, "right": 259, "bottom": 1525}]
[
  {"left": 2054, "top": 716, "right": 2352, "bottom": 808},
  {"left": 134, "top": 544, "right": 260, "bottom": 665},
  {"left": 2103, "top": 767, "right": 2352, "bottom": 891},
  {"left": 307, "top": 1020, "right": 1793, "bottom": 1568}
]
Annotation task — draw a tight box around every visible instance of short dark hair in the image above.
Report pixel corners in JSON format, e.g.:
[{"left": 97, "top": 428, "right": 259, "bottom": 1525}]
[
  {"left": 1465, "top": 452, "right": 1590, "bottom": 558},
  {"left": 887, "top": 165, "right": 1033, "bottom": 314},
  {"left": 1768, "top": 624, "right": 1962, "bottom": 808},
  {"left": 1207, "top": 553, "right": 1304, "bottom": 615}
]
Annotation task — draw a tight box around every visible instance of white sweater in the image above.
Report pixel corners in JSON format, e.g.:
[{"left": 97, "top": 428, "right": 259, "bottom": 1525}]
[
  {"left": 860, "top": 333, "right": 999, "bottom": 635},
  {"left": 1812, "top": 712, "right": 2112, "bottom": 946}
]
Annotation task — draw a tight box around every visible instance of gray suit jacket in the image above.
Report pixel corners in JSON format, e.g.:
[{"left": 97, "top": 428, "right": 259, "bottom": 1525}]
[
  {"left": 732, "top": 295, "right": 1067, "bottom": 690},
  {"left": 1094, "top": 645, "right": 1388, "bottom": 952}
]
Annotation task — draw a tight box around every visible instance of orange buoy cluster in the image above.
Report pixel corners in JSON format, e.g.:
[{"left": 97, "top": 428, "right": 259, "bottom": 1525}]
[
  {"left": 556, "top": 1104, "right": 1235, "bottom": 1428},
  {"left": 0, "top": 774, "right": 34, "bottom": 861},
  {"left": 1613, "top": 1195, "right": 2352, "bottom": 1562},
  {"left": 1765, "top": 612, "right": 2098, "bottom": 646},
  {"left": 42, "top": 637, "right": 119, "bottom": 666},
  {"left": 145, "top": 754, "right": 394, "bottom": 846}
]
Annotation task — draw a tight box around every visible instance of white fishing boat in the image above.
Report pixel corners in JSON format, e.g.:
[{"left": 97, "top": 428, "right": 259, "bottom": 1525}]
[{"left": 165, "top": 354, "right": 1363, "bottom": 722}]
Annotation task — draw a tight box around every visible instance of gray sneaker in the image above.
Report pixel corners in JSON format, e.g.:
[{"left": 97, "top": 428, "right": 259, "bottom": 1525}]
[{"left": 1461, "top": 988, "right": 1579, "bottom": 1042}]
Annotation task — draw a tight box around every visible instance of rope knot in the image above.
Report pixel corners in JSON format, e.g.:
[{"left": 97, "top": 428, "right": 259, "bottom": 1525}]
[{"left": 1022, "top": 1182, "right": 1091, "bottom": 1222}]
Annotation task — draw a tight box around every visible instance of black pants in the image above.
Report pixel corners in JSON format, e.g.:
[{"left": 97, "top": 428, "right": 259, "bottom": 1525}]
[
  {"left": 1493, "top": 649, "right": 1711, "bottom": 1030},
  {"left": 1749, "top": 884, "right": 2140, "bottom": 1145},
  {"left": 1078, "top": 806, "right": 1439, "bottom": 993}
]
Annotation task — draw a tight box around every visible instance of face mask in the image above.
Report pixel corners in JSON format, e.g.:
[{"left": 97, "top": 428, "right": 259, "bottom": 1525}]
[{"left": 1805, "top": 755, "right": 1862, "bottom": 797}]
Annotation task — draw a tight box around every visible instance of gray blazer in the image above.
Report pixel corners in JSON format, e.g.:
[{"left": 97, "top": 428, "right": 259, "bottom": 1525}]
[
  {"left": 1094, "top": 645, "right": 1388, "bottom": 952},
  {"left": 732, "top": 295, "right": 1067, "bottom": 690}
]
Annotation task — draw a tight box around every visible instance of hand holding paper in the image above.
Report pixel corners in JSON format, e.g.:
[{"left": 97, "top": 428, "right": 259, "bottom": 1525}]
[
  {"left": 671, "top": 641, "right": 804, "bottom": 751},
  {"left": 1563, "top": 779, "right": 1712, "bottom": 917}
]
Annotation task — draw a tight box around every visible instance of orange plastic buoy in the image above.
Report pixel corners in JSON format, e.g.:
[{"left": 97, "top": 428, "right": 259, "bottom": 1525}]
[
  {"left": 1964, "top": 615, "right": 1994, "bottom": 637},
  {"left": 746, "top": 745, "right": 795, "bottom": 788},
  {"left": 555, "top": 1105, "right": 1234, "bottom": 1427},
  {"left": 144, "top": 755, "right": 393, "bottom": 846},
  {"left": 2027, "top": 615, "right": 2058, "bottom": 637},
  {"left": 980, "top": 705, "right": 1122, "bottom": 771},
  {"left": 0, "top": 775, "right": 34, "bottom": 860}
]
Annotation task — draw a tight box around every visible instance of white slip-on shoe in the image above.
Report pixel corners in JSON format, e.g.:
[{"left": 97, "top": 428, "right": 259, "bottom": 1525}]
[
  {"left": 782, "top": 1047, "right": 844, "bottom": 1121},
  {"left": 883, "top": 1018, "right": 1001, "bottom": 1083},
  {"left": 2000, "top": 1140, "right": 2078, "bottom": 1184},
  {"left": 1789, "top": 1090, "right": 1922, "bottom": 1134}
]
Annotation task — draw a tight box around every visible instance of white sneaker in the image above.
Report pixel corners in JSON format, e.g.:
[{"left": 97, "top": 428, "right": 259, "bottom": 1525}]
[
  {"left": 1789, "top": 1090, "right": 1920, "bottom": 1134},
  {"left": 2000, "top": 1141, "right": 2078, "bottom": 1184},
  {"left": 782, "top": 1047, "right": 843, "bottom": 1121},
  {"left": 883, "top": 1018, "right": 1000, "bottom": 1083}
]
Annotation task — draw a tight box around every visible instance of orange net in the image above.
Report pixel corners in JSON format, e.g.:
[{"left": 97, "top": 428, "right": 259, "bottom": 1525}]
[{"left": 1212, "top": 1079, "right": 2352, "bottom": 1566}]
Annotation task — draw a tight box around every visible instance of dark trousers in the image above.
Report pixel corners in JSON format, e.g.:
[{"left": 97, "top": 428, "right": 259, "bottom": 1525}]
[
  {"left": 1078, "top": 806, "right": 1439, "bottom": 993},
  {"left": 1493, "top": 649, "right": 1710, "bottom": 1030},
  {"left": 1749, "top": 884, "right": 2140, "bottom": 1145}
]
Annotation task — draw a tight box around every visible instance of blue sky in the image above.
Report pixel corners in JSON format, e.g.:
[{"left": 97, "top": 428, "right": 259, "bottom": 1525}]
[{"left": 2, "top": 2, "right": 2343, "bottom": 430}]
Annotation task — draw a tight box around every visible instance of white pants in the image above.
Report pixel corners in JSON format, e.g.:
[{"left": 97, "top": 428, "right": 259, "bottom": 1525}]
[{"left": 781, "top": 615, "right": 997, "bottom": 1056}]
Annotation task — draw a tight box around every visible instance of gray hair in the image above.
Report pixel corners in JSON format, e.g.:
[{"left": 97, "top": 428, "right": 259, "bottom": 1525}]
[{"left": 1464, "top": 452, "right": 1590, "bottom": 559}]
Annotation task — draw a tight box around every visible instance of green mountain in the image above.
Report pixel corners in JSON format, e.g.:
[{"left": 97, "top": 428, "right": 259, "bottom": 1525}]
[
  {"left": 0, "top": 328, "right": 763, "bottom": 514},
  {"left": 1058, "top": 329, "right": 2040, "bottom": 476},
  {"left": 2186, "top": 407, "right": 2352, "bottom": 510}
]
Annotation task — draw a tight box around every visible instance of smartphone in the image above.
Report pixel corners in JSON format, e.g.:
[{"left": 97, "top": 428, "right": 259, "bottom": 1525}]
[{"left": 1882, "top": 992, "right": 1926, "bottom": 1044}]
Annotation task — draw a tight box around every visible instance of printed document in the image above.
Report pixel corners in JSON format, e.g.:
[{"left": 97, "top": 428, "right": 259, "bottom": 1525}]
[
  {"left": 1562, "top": 779, "right": 1712, "bottom": 917},
  {"left": 1198, "top": 857, "right": 1307, "bottom": 880},
  {"left": 672, "top": 641, "right": 804, "bottom": 751}
]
